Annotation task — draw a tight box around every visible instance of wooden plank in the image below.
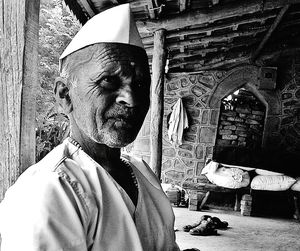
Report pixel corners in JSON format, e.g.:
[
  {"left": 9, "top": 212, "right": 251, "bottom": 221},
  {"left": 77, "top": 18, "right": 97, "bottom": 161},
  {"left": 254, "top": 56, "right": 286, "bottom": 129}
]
[
  {"left": 77, "top": 0, "right": 95, "bottom": 17},
  {"left": 179, "top": 0, "right": 187, "bottom": 12},
  {"left": 137, "top": 0, "right": 300, "bottom": 33},
  {"left": 252, "top": 5, "right": 290, "bottom": 62},
  {"left": 144, "top": 29, "right": 267, "bottom": 50},
  {"left": 141, "top": 13, "right": 276, "bottom": 45},
  {"left": 0, "top": 0, "right": 40, "bottom": 201},
  {"left": 150, "top": 29, "right": 166, "bottom": 180},
  {"left": 182, "top": 181, "right": 250, "bottom": 193},
  {"left": 170, "top": 56, "right": 251, "bottom": 72},
  {"left": 146, "top": 0, "right": 156, "bottom": 19}
]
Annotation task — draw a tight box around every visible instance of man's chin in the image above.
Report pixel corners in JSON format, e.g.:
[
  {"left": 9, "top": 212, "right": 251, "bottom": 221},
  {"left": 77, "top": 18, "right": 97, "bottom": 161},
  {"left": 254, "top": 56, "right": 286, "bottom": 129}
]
[{"left": 92, "top": 130, "right": 137, "bottom": 148}]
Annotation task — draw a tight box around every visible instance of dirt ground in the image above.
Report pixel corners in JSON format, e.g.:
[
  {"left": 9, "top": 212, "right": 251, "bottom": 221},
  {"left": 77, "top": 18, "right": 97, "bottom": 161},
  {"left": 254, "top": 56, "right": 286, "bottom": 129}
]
[{"left": 173, "top": 207, "right": 300, "bottom": 251}]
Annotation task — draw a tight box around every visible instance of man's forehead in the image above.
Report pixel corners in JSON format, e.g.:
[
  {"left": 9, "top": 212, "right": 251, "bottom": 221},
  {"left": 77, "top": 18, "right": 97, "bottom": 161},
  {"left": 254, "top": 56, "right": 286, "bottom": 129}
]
[{"left": 89, "top": 43, "right": 146, "bottom": 66}]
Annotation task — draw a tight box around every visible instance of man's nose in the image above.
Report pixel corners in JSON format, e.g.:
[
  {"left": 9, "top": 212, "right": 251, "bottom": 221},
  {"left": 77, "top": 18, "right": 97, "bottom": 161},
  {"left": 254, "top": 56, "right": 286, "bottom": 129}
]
[{"left": 116, "top": 85, "right": 138, "bottom": 107}]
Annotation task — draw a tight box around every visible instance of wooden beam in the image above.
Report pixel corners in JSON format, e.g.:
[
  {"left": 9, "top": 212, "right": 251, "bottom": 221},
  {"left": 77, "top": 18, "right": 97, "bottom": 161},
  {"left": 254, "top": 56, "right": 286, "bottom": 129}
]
[
  {"left": 170, "top": 56, "right": 251, "bottom": 72},
  {"left": 170, "top": 39, "right": 258, "bottom": 60},
  {"left": 141, "top": 13, "right": 275, "bottom": 47},
  {"left": 144, "top": 29, "right": 267, "bottom": 50},
  {"left": 252, "top": 5, "right": 290, "bottom": 62},
  {"left": 150, "top": 29, "right": 166, "bottom": 180},
  {"left": 166, "top": 14, "right": 276, "bottom": 39},
  {"left": 77, "top": 0, "right": 95, "bottom": 17},
  {"left": 137, "top": 0, "right": 300, "bottom": 33},
  {"left": 0, "top": 0, "right": 40, "bottom": 201},
  {"left": 141, "top": 14, "right": 275, "bottom": 44},
  {"left": 179, "top": 0, "right": 187, "bottom": 12},
  {"left": 146, "top": 0, "right": 156, "bottom": 19}
]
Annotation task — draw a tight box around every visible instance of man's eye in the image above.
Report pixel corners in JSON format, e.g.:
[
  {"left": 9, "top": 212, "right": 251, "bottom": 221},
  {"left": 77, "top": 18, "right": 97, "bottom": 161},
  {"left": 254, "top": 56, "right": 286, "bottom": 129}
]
[{"left": 98, "top": 77, "right": 118, "bottom": 90}]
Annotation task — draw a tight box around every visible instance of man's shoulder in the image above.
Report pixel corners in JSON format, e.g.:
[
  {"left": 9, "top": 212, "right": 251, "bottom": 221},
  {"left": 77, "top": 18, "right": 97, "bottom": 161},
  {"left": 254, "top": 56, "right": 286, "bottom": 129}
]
[
  {"left": 19, "top": 142, "right": 69, "bottom": 178},
  {"left": 3, "top": 141, "right": 81, "bottom": 198},
  {"left": 1, "top": 140, "right": 93, "bottom": 216}
]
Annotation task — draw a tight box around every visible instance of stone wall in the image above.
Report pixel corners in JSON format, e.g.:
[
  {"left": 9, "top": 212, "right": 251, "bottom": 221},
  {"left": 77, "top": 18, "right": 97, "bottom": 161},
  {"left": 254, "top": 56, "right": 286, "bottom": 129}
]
[
  {"left": 276, "top": 54, "right": 300, "bottom": 154},
  {"left": 127, "top": 53, "right": 300, "bottom": 185},
  {"left": 216, "top": 89, "right": 265, "bottom": 149}
]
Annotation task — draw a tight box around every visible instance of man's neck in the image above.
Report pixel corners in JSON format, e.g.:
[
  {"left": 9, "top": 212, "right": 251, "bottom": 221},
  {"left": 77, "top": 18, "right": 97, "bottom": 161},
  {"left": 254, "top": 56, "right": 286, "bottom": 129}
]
[{"left": 70, "top": 126, "right": 121, "bottom": 173}]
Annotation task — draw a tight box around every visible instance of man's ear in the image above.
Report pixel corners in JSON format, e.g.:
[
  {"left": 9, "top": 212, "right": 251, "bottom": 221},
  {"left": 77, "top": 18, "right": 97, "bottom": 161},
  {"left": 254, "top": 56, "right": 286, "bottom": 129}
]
[{"left": 54, "top": 77, "right": 73, "bottom": 114}]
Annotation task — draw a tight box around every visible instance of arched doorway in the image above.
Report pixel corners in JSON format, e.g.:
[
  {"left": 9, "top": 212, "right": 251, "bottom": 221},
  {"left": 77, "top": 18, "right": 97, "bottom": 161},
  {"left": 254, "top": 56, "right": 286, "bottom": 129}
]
[{"left": 214, "top": 87, "right": 266, "bottom": 163}]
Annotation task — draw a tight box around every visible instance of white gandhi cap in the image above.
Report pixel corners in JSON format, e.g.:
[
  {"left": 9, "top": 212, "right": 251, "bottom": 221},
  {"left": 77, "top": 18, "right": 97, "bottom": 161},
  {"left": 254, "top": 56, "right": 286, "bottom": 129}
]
[{"left": 59, "top": 3, "right": 144, "bottom": 71}]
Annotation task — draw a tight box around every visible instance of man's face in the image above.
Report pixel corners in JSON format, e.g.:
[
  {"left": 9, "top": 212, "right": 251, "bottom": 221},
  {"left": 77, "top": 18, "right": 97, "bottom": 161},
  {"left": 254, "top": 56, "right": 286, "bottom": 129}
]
[{"left": 68, "top": 43, "right": 150, "bottom": 148}]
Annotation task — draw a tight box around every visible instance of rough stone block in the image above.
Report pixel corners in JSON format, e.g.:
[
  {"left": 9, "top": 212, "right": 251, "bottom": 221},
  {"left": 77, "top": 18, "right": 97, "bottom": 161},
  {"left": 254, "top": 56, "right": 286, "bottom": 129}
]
[
  {"left": 238, "top": 141, "right": 247, "bottom": 146},
  {"left": 236, "top": 130, "right": 247, "bottom": 137},
  {"left": 201, "top": 110, "right": 209, "bottom": 124},
  {"left": 223, "top": 110, "right": 237, "bottom": 117},
  {"left": 167, "top": 81, "right": 179, "bottom": 91},
  {"left": 236, "top": 126, "right": 247, "bottom": 131},
  {"left": 182, "top": 159, "right": 195, "bottom": 167},
  {"left": 165, "top": 170, "right": 185, "bottom": 180},
  {"left": 223, "top": 125, "right": 237, "bottom": 130},
  {"left": 195, "top": 145, "right": 204, "bottom": 159},
  {"left": 247, "top": 114, "right": 263, "bottom": 121},
  {"left": 216, "top": 139, "right": 231, "bottom": 145},
  {"left": 236, "top": 107, "right": 251, "bottom": 114},
  {"left": 178, "top": 150, "right": 193, "bottom": 158},
  {"left": 196, "top": 162, "right": 205, "bottom": 176},
  {"left": 282, "top": 92, "right": 293, "bottom": 100},
  {"left": 163, "top": 148, "right": 176, "bottom": 157},
  {"left": 236, "top": 123, "right": 247, "bottom": 128},
  {"left": 179, "top": 144, "right": 193, "bottom": 151},
  {"left": 186, "top": 168, "right": 194, "bottom": 177},
  {"left": 200, "top": 94, "right": 209, "bottom": 104},
  {"left": 245, "top": 119, "right": 260, "bottom": 125},
  {"left": 188, "top": 109, "right": 200, "bottom": 118},
  {"left": 183, "top": 134, "right": 197, "bottom": 142},
  {"left": 210, "top": 109, "right": 219, "bottom": 125},
  {"left": 165, "top": 97, "right": 178, "bottom": 105},
  {"left": 219, "top": 129, "right": 232, "bottom": 135},
  {"left": 252, "top": 110, "right": 264, "bottom": 115},
  {"left": 181, "top": 78, "right": 190, "bottom": 88},
  {"left": 162, "top": 159, "right": 172, "bottom": 170},
  {"left": 199, "top": 127, "right": 216, "bottom": 143},
  {"left": 238, "top": 136, "right": 246, "bottom": 142},
  {"left": 191, "top": 85, "right": 207, "bottom": 97},
  {"left": 220, "top": 121, "right": 232, "bottom": 125},
  {"left": 222, "top": 135, "right": 238, "bottom": 140}
]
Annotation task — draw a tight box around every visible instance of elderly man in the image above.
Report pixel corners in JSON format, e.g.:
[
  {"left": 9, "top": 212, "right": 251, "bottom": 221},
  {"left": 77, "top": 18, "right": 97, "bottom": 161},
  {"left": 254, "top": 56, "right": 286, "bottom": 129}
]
[{"left": 0, "top": 4, "right": 193, "bottom": 251}]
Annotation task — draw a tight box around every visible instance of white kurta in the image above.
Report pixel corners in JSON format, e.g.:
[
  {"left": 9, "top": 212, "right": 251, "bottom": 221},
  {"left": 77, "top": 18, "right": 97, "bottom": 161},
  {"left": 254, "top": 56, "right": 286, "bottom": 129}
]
[{"left": 0, "top": 139, "right": 180, "bottom": 251}]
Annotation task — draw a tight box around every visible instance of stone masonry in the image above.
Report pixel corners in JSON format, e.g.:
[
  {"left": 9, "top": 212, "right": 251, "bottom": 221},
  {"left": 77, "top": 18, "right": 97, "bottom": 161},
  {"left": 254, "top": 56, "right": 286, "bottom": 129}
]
[{"left": 126, "top": 52, "right": 300, "bottom": 186}]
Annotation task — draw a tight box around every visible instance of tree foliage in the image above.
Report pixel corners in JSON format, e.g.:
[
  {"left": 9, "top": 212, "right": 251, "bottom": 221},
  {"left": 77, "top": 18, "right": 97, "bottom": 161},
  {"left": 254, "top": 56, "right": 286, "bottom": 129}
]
[{"left": 36, "top": 0, "right": 80, "bottom": 160}]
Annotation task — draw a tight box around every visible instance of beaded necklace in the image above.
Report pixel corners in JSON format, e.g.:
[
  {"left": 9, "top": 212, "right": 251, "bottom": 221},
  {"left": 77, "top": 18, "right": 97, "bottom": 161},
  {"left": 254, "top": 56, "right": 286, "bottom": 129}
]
[{"left": 67, "top": 137, "right": 139, "bottom": 190}]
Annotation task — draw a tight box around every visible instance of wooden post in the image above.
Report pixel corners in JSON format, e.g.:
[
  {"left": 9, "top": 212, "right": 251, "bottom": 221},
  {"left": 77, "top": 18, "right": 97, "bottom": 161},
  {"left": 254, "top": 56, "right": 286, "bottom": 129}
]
[
  {"left": 0, "top": 0, "right": 40, "bottom": 201},
  {"left": 150, "top": 29, "right": 166, "bottom": 180}
]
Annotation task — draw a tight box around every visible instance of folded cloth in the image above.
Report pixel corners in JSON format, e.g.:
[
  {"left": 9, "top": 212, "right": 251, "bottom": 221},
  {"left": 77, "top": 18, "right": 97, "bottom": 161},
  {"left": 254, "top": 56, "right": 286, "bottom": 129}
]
[{"left": 168, "top": 98, "right": 189, "bottom": 146}]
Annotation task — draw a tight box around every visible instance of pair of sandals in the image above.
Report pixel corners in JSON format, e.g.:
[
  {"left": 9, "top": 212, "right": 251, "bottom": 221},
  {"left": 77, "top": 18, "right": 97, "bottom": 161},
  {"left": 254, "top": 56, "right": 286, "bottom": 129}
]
[{"left": 183, "top": 215, "right": 228, "bottom": 236}]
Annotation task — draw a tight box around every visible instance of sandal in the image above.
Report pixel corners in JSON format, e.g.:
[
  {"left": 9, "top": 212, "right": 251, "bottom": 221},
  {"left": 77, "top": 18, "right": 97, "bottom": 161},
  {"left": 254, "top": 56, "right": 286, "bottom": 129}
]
[
  {"left": 189, "top": 219, "right": 217, "bottom": 236},
  {"left": 182, "top": 215, "right": 212, "bottom": 232},
  {"left": 183, "top": 221, "right": 201, "bottom": 232},
  {"left": 189, "top": 225, "right": 217, "bottom": 236},
  {"left": 211, "top": 217, "right": 228, "bottom": 229}
]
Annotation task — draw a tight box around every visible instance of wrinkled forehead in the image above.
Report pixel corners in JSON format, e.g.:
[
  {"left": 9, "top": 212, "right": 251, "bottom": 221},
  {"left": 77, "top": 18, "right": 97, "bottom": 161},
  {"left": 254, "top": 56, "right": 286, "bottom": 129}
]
[{"left": 62, "top": 43, "right": 150, "bottom": 77}]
